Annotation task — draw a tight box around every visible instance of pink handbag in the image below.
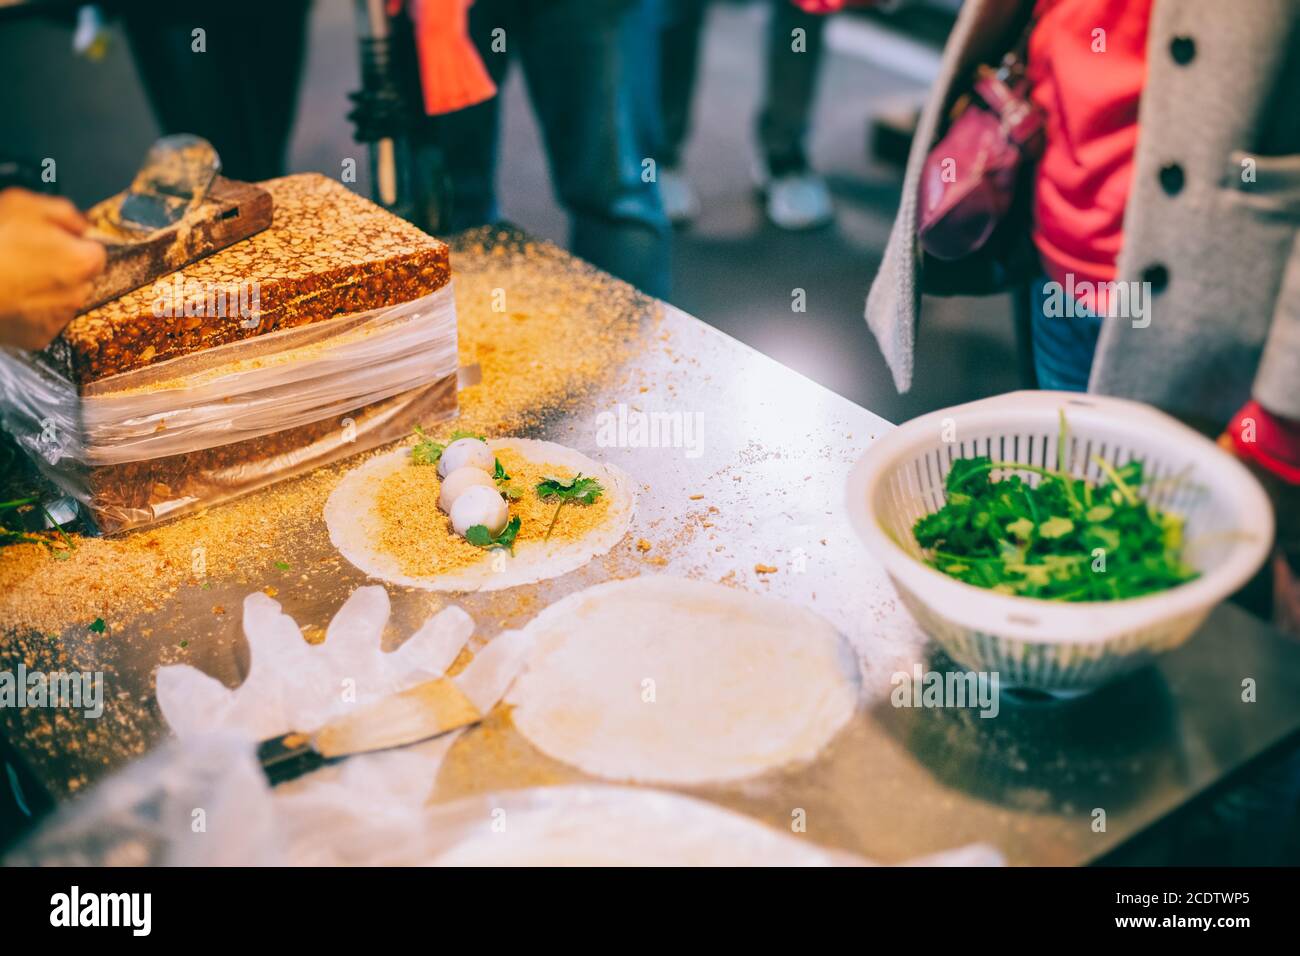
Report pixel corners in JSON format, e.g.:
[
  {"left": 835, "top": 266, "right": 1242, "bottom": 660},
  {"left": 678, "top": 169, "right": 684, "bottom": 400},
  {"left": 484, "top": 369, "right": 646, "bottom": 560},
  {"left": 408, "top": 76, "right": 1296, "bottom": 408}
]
[{"left": 917, "top": 54, "right": 1045, "bottom": 261}]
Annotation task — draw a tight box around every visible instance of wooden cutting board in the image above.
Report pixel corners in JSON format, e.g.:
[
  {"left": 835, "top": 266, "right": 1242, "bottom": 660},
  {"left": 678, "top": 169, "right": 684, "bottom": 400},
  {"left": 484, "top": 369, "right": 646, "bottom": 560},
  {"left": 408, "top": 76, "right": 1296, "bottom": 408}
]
[{"left": 82, "top": 176, "right": 274, "bottom": 313}]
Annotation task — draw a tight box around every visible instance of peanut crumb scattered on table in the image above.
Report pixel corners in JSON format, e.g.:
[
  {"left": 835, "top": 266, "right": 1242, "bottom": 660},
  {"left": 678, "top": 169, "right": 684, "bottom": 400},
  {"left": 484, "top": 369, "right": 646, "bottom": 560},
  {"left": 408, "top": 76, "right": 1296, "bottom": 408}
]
[
  {"left": 370, "top": 445, "right": 614, "bottom": 579},
  {"left": 0, "top": 232, "right": 655, "bottom": 638}
]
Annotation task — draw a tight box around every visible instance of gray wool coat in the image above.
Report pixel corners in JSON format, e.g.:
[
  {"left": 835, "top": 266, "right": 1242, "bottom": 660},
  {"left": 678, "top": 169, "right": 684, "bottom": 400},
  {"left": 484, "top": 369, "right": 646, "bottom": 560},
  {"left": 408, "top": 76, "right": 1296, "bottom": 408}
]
[{"left": 865, "top": 0, "right": 1300, "bottom": 425}]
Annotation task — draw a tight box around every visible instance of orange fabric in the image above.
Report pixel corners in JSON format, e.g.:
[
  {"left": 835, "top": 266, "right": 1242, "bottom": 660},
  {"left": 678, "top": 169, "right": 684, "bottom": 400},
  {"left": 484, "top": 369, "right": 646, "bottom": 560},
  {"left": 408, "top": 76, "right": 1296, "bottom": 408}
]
[{"left": 411, "top": 0, "right": 496, "bottom": 116}]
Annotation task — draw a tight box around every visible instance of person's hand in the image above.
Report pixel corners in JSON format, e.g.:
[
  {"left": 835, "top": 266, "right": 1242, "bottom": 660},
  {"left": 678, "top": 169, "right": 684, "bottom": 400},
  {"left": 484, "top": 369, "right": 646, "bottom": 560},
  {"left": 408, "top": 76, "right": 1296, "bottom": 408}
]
[{"left": 0, "top": 188, "right": 107, "bottom": 351}]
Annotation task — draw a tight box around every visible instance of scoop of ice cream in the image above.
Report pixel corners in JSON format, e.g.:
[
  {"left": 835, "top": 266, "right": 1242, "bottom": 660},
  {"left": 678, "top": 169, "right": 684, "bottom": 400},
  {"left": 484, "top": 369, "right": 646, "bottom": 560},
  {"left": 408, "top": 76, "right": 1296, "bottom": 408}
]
[
  {"left": 438, "top": 438, "right": 493, "bottom": 478},
  {"left": 438, "top": 466, "right": 496, "bottom": 513},
  {"left": 450, "top": 484, "right": 509, "bottom": 537}
]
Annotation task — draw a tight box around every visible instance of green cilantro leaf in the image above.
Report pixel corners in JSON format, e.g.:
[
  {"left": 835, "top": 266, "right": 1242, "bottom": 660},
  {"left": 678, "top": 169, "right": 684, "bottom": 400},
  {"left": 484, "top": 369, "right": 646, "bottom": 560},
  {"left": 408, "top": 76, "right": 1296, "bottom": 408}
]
[
  {"left": 465, "top": 515, "right": 521, "bottom": 553},
  {"left": 492, "top": 458, "right": 524, "bottom": 499},
  {"left": 536, "top": 473, "right": 605, "bottom": 505},
  {"left": 410, "top": 425, "right": 445, "bottom": 466},
  {"left": 911, "top": 411, "right": 1197, "bottom": 602},
  {"left": 537, "top": 474, "right": 605, "bottom": 541},
  {"left": 463, "top": 525, "right": 492, "bottom": 547}
]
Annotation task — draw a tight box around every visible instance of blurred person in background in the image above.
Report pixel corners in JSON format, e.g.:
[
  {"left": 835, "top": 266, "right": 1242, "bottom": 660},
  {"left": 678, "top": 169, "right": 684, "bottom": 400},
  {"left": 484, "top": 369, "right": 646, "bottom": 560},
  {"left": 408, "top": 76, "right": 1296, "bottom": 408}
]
[
  {"left": 867, "top": 0, "right": 1300, "bottom": 632},
  {"left": 657, "top": 0, "right": 840, "bottom": 230},
  {"left": 119, "top": 0, "right": 312, "bottom": 182},
  {"left": 866, "top": 0, "right": 1300, "bottom": 863},
  {"left": 398, "top": 0, "right": 671, "bottom": 299},
  {"left": 0, "top": 189, "right": 106, "bottom": 351}
]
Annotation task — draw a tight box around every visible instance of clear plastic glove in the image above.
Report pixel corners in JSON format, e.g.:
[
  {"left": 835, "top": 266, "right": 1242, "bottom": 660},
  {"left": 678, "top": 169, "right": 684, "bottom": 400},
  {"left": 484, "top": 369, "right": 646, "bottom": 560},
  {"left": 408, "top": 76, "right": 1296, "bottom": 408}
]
[{"left": 0, "top": 188, "right": 106, "bottom": 351}]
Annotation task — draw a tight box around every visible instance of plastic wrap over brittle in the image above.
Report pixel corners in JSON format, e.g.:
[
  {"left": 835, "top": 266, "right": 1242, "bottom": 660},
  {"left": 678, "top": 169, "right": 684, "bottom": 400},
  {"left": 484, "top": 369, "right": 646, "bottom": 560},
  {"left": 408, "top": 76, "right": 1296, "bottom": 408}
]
[{"left": 0, "top": 285, "right": 458, "bottom": 533}]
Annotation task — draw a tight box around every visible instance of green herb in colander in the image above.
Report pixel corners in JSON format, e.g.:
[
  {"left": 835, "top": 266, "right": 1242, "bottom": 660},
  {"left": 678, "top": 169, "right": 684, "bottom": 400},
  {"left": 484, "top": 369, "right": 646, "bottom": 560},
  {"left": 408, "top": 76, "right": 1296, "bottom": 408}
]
[{"left": 912, "top": 414, "right": 1198, "bottom": 601}]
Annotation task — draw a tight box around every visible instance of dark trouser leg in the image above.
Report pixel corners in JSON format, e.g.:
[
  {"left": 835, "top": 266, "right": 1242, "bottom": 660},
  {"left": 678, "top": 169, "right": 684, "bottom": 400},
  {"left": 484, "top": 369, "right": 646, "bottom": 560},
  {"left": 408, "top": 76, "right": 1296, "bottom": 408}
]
[
  {"left": 122, "top": 0, "right": 309, "bottom": 182},
  {"left": 658, "top": 0, "right": 709, "bottom": 168},
  {"left": 758, "top": 0, "right": 827, "bottom": 174},
  {"left": 518, "top": 0, "right": 671, "bottom": 298},
  {"left": 409, "top": 0, "right": 515, "bottom": 231}
]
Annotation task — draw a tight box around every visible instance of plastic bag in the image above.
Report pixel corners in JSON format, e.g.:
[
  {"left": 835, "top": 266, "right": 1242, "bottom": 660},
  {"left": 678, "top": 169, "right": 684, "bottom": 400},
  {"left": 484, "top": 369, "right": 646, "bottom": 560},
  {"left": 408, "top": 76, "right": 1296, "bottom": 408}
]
[
  {"left": 5, "top": 585, "right": 1005, "bottom": 867},
  {"left": 5, "top": 738, "right": 1003, "bottom": 866},
  {"left": 2, "top": 733, "right": 282, "bottom": 867},
  {"left": 0, "top": 285, "right": 458, "bottom": 533}
]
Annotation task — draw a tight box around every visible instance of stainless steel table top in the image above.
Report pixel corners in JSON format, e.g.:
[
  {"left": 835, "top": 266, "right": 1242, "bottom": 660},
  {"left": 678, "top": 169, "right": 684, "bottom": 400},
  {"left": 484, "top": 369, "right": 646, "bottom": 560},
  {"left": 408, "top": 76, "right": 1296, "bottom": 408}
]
[{"left": 4, "top": 231, "right": 1299, "bottom": 865}]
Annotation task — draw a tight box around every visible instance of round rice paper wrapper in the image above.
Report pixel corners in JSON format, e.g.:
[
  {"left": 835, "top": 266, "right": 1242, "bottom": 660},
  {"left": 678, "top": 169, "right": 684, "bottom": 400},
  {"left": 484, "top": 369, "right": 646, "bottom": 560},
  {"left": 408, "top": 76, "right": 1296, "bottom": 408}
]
[
  {"left": 325, "top": 438, "right": 635, "bottom": 592},
  {"left": 426, "top": 785, "right": 868, "bottom": 866},
  {"left": 505, "top": 576, "right": 861, "bottom": 785}
]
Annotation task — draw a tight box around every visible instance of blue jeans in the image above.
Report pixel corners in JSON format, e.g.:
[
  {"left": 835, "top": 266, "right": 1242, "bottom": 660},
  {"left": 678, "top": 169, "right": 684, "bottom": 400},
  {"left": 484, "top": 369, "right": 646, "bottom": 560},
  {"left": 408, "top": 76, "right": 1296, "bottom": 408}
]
[
  {"left": 417, "top": 0, "right": 671, "bottom": 299},
  {"left": 1030, "top": 274, "right": 1104, "bottom": 391}
]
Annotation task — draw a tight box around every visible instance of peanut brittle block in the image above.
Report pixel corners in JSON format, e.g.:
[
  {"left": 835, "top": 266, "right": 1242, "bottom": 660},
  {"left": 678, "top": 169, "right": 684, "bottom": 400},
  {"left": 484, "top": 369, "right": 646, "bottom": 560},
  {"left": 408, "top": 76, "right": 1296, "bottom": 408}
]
[
  {"left": 45, "top": 174, "right": 452, "bottom": 389},
  {"left": 0, "top": 174, "right": 460, "bottom": 533}
]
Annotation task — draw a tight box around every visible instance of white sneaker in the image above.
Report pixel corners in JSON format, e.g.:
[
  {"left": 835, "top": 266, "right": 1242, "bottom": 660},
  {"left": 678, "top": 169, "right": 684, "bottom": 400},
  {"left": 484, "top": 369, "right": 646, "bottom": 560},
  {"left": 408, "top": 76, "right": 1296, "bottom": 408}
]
[
  {"left": 659, "top": 167, "right": 700, "bottom": 226},
  {"left": 763, "top": 171, "right": 834, "bottom": 231}
]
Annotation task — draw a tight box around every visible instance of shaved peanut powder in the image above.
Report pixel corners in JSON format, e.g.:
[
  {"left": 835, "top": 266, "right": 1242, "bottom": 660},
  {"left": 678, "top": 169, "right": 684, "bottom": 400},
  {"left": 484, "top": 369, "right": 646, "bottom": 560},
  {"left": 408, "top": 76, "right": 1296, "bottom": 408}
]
[
  {"left": 0, "top": 233, "right": 653, "bottom": 636},
  {"left": 372, "top": 446, "right": 614, "bottom": 579},
  {"left": 452, "top": 236, "right": 646, "bottom": 434}
]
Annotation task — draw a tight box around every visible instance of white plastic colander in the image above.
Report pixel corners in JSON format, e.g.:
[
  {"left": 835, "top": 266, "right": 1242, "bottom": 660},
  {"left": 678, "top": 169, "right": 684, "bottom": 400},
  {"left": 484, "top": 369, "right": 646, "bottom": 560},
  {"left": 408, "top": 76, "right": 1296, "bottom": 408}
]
[{"left": 846, "top": 392, "right": 1274, "bottom": 694}]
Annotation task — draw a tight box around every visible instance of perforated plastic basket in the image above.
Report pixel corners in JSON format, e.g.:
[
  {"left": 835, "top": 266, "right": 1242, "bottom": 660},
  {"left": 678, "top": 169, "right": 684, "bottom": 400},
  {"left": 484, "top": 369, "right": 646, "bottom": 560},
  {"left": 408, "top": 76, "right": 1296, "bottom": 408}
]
[{"left": 846, "top": 392, "right": 1274, "bottom": 693}]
